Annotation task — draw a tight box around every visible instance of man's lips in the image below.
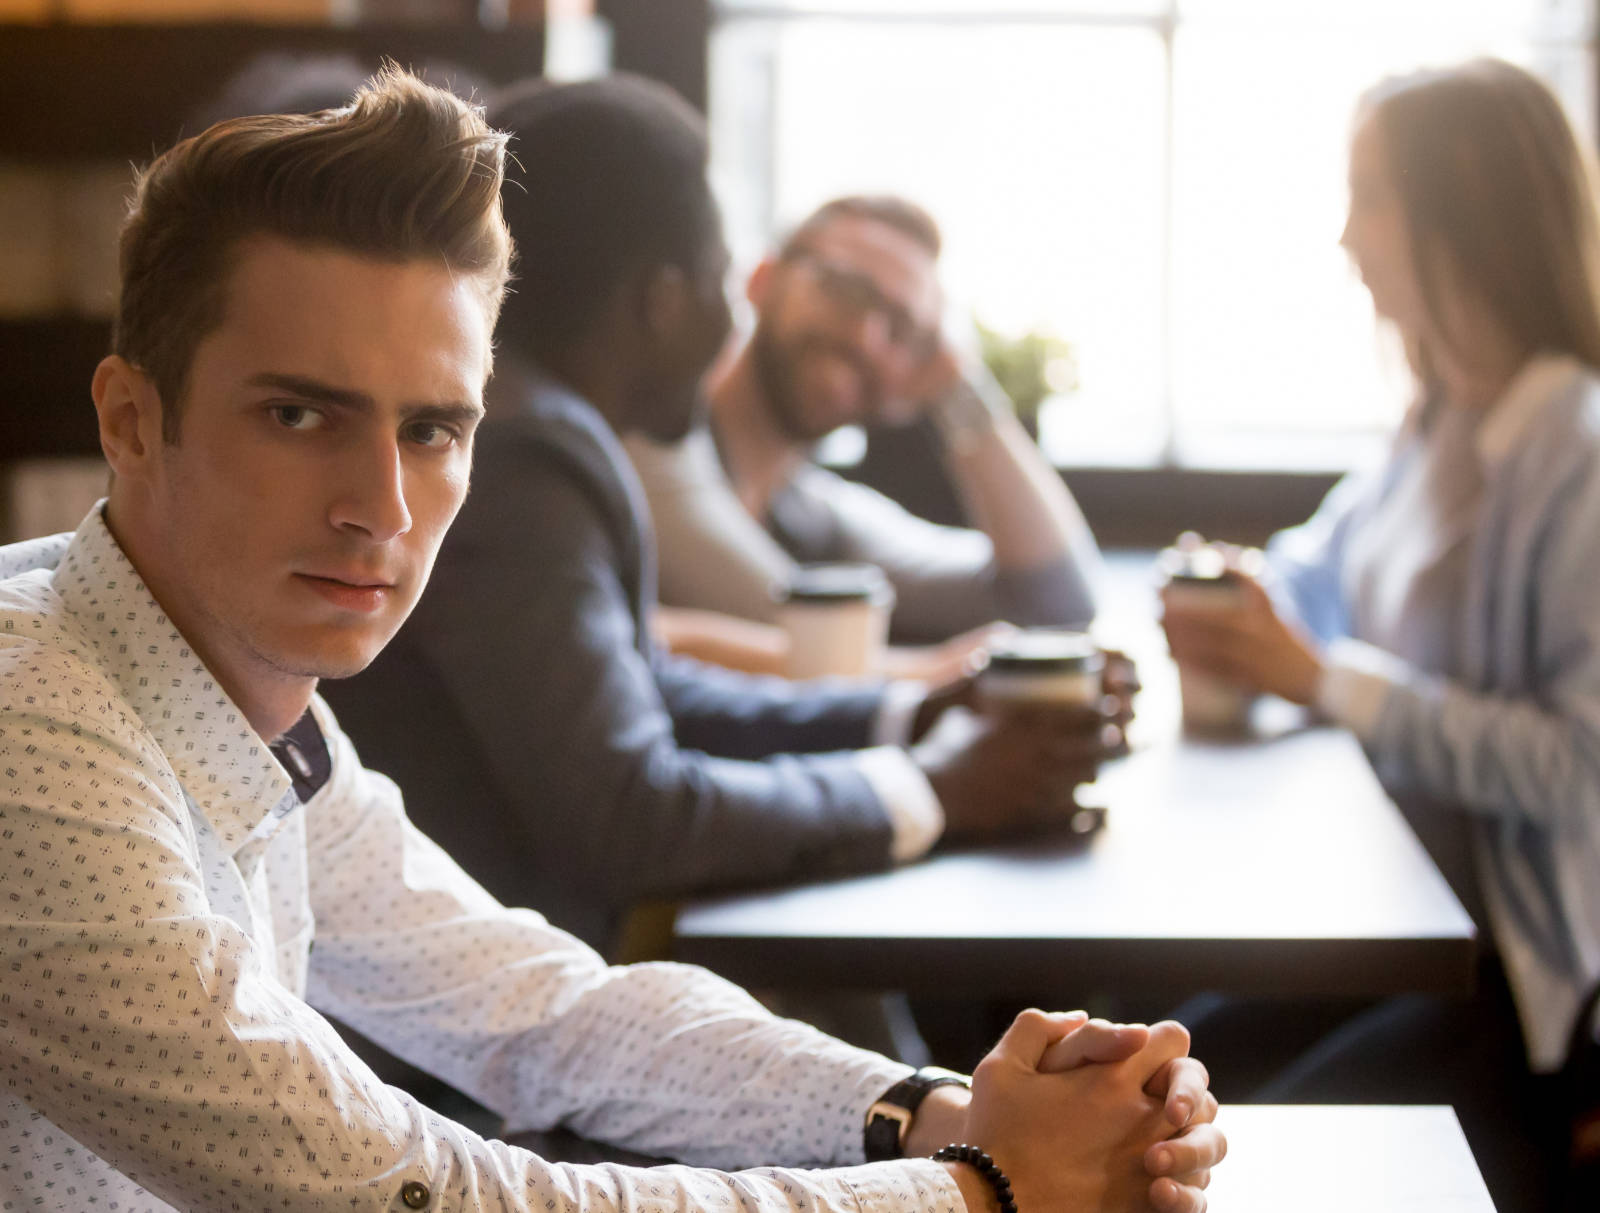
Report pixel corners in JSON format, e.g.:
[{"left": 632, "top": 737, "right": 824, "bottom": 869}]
[
  {"left": 802, "top": 348, "right": 871, "bottom": 417},
  {"left": 294, "top": 572, "right": 396, "bottom": 614}
]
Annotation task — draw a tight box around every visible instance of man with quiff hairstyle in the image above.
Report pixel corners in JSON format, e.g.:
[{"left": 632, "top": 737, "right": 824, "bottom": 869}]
[{"left": 0, "top": 68, "right": 1222, "bottom": 1213}]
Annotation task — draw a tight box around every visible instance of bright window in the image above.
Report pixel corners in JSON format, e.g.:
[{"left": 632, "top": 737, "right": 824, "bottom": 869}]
[{"left": 709, "top": 0, "right": 1596, "bottom": 470}]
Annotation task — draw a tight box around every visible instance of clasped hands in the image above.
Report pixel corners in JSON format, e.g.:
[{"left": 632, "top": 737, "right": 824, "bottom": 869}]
[{"left": 910, "top": 1011, "right": 1223, "bottom": 1213}]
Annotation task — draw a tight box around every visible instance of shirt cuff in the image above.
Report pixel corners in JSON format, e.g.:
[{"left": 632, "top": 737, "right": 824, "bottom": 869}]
[
  {"left": 1316, "top": 637, "right": 1407, "bottom": 742},
  {"left": 873, "top": 679, "right": 929, "bottom": 747},
  {"left": 854, "top": 746, "right": 945, "bottom": 863},
  {"left": 837, "top": 1159, "right": 967, "bottom": 1213}
]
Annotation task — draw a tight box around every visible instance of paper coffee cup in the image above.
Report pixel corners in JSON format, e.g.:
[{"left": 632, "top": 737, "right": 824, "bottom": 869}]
[
  {"left": 777, "top": 563, "right": 894, "bottom": 679},
  {"left": 977, "top": 630, "right": 1109, "bottom": 835},
  {"left": 978, "top": 629, "right": 1104, "bottom": 709},
  {"left": 1160, "top": 546, "right": 1256, "bottom": 734}
]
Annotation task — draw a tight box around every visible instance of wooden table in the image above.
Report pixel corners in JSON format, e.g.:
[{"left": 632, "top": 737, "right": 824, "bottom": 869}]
[
  {"left": 1207, "top": 1105, "right": 1495, "bottom": 1211},
  {"left": 673, "top": 555, "right": 1478, "bottom": 1001}
]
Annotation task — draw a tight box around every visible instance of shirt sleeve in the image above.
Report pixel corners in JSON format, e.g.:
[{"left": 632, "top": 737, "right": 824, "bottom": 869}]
[
  {"left": 658, "top": 666, "right": 940, "bottom": 863},
  {"left": 332, "top": 428, "right": 898, "bottom": 947},
  {"left": 1315, "top": 637, "right": 1412, "bottom": 740},
  {"left": 786, "top": 466, "right": 1089, "bottom": 644},
  {"left": 852, "top": 745, "right": 945, "bottom": 862},
  {"left": 1309, "top": 459, "right": 1600, "bottom": 835},
  {"left": 0, "top": 644, "right": 964, "bottom": 1213},
  {"left": 1348, "top": 626, "right": 1600, "bottom": 836},
  {"left": 1262, "top": 469, "right": 1376, "bottom": 644}
]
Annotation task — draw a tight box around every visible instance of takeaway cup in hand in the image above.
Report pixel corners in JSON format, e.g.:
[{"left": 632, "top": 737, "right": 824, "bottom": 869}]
[
  {"left": 777, "top": 563, "right": 895, "bottom": 679},
  {"left": 977, "top": 629, "right": 1105, "bottom": 712},
  {"left": 1159, "top": 544, "right": 1256, "bottom": 734},
  {"left": 977, "top": 629, "right": 1109, "bottom": 834}
]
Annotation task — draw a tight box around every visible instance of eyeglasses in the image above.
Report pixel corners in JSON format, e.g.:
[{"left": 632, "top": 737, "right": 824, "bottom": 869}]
[{"left": 785, "top": 248, "right": 940, "bottom": 362}]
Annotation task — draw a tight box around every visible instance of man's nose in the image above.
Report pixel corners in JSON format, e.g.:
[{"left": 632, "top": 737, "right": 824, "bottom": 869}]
[
  {"left": 842, "top": 302, "right": 895, "bottom": 360},
  {"left": 329, "top": 436, "right": 412, "bottom": 542}
]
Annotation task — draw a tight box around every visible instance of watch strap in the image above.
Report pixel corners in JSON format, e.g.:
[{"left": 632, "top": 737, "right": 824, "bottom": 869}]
[{"left": 863, "top": 1066, "right": 971, "bottom": 1161}]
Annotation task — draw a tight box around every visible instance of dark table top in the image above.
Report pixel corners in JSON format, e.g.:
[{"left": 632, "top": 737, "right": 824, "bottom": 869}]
[{"left": 673, "top": 554, "right": 1478, "bottom": 1001}]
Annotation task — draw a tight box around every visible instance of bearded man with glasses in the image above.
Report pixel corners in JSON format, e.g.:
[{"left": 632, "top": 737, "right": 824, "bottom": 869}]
[{"left": 628, "top": 195, "right": 1106, "bottom": 649}]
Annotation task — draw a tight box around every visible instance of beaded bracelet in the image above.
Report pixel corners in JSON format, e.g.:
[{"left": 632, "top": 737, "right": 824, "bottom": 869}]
[{"left": 930, "top": 1143, "right": 1017, "bottom": 1213}]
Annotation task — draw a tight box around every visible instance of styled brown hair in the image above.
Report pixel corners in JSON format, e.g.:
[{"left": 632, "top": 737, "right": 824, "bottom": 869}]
[
  {"left": 1361, "top": 58, "right": 1600, "bottom": 379},
  {"left": 114, "top": 63, "right": 512, "bottom": 441},
  {"left": 780, "top": 194, "right": 943, "bottom": 261}
]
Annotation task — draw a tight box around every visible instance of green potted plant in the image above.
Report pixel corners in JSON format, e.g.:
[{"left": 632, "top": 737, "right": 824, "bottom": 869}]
[{"left": 975, "top": 320, "right": 1077, "bottom": 438}]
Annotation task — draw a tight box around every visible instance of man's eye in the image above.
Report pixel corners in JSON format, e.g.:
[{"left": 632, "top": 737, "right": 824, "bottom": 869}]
[
  {"left": 406, "top": 423, "right": 458, "bottom": 450},
  {"left": 271, "top": 404, "right": 324, "bottom": 430}
]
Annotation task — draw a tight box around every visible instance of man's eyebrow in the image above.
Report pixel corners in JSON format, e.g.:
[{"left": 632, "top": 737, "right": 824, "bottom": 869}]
[
  {"left": 247, "top": 373, "right": 375, "bottom": 411},
  {"left": 406, "top": 401, "right": 486, "bottom": 426},
  {"left": 245, "top": 373, "right": 484, "bottom": 422}
]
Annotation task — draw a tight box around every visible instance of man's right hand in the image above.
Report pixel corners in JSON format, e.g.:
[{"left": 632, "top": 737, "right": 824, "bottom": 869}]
[
  {"left": 954, "top": 1011, "right": 1215, "bottom": 1213},
  {"left": 912, "top": 703, "right": 1113, "bottom": 840}
]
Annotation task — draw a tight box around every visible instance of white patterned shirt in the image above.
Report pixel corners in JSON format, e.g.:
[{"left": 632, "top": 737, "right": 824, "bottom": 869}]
[{"left": 0, "top": 506, "right": 961, "bottom": 1213}]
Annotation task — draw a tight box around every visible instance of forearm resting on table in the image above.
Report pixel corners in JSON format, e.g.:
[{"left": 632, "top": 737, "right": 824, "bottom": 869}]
[
  {"left": 652, "top": 605, "right": 997, "bottom": 686},
  {"left": 901, "top": 1087, "right": 1000, "bottom": 1213},
  {"left": 652, "top": 605, "right": 789, "bottom": 675}
]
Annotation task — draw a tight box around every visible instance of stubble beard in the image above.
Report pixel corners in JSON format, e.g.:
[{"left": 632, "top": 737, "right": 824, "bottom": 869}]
[{"left": 749, "top": 320, "right": 881, "bottom": 445}]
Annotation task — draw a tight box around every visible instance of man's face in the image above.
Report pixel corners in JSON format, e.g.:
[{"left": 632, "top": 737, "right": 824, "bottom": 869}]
[
  {"left": 128, "top": 235, "right": 491, "bottom": 692},
  {"left": 749, "top": 213, "right": 943, "bottom": 442},
  {"left": 633, "top": 234, "right": 735, "bottom": 444}
]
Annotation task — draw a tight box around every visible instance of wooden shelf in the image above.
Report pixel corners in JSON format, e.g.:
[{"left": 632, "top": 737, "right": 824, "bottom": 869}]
[
  {"left": 0, "top": 3, "right": 708, "bottom": 467},
  {"left": 0, "top": 20, "right": 546, "bottom": 462},
  {"left": 0, "top": 316, "right": 110, "bottom": 459},
  {"left": 0, "top": 22, "right": 548, "bottom": 162}
]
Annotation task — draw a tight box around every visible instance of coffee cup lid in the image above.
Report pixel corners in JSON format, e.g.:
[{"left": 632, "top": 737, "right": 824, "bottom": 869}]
[
  {"left": 778, "top": 563, "right": 895, "bottom": 605},
  {"left": 1159, "top": 545, "right": 1232, "bottom": 584},
  {"left": 985, "top": 630, "right": 1103, "bottom": 674}
]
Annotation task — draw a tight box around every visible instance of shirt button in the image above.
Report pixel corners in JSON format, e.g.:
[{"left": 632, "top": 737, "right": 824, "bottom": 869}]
[{"left": 400, "top": 1180, "right": 431, "bottom": 1208}]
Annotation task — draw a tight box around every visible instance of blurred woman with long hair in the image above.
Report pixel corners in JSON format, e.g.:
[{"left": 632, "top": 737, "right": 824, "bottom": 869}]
[{"left": 1163, "top": 58, "right": 1600, "bottom": 1210}]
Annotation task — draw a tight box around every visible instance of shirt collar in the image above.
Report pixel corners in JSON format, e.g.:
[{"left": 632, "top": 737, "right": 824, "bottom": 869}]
[
  {"left": 269, "top": 707, "right": 332, "bottom": 804},
  {"left": 1475, "top": 352, "right": 1586, "bottom": 477},
  {"left": 39, "top": 503, "right": 294, "bottom": 853}
]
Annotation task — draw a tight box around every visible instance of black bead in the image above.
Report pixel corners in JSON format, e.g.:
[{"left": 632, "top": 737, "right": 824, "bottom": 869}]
[{"left": 930, "top": 1143, "right": 1017, "bottom": 1213}]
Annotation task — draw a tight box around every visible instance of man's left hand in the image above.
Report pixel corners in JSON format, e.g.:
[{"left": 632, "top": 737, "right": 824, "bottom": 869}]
[
  {"left": 1039, "top": 1017, "right": 1223, "bottom": 1212},
  {"left": 906, "top": 1013, "right": 1224, "bottom": 1213}
]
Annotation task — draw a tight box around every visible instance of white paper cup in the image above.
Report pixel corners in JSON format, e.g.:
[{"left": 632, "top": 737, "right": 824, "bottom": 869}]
[
  {"left": 1161, "top": 546, "right": 1256, "bottom": 734},
  {"left": 777, "top": 564, "right": 894, "bottom": 679}
]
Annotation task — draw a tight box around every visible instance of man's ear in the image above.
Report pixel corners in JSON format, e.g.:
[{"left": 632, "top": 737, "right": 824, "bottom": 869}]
[
  {"left": 746, "top": 256, "right": 778, "bottom": 310},
  {"left": 640, "top": 263, "right": 691, "bottom": 346},
  {"left": 92, "top": 355, "right": 165, "bottom": 479}
]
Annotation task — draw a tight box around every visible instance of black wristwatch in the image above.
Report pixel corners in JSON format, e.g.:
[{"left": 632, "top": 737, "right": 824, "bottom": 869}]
[{"left": 863, "top": 1066, "right": 972, "bottom": 1161}]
